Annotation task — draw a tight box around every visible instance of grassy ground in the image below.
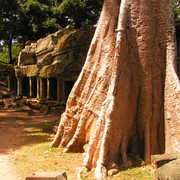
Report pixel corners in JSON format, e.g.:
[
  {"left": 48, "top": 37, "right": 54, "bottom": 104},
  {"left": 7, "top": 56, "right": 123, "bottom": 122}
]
[{"left": 11, "top": 121, "right": 153, "bottom": 180}]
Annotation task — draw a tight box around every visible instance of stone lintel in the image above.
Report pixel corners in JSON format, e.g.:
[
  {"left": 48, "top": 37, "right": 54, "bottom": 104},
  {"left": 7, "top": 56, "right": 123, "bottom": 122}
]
[{"left": 26, "top": 172, "right": 67, "bottom": 180}]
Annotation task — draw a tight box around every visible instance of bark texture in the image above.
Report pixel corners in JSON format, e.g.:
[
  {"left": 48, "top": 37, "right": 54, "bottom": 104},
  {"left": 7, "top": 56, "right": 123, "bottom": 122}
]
[{"left": 51, "top": 0, "right": 180, "bottom": 178}]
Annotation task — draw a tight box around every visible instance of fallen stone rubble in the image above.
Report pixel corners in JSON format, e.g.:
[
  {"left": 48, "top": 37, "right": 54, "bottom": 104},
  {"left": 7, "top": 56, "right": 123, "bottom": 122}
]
[
  {"left": 0, "top": 81, "right": 65, "bottom": 116},
  {"left": 151, "top": 153, "right": 180, "bottom": 180}
]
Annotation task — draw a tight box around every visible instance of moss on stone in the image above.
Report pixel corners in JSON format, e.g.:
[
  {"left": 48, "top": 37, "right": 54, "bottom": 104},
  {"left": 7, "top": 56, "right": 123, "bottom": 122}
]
[
  {"left": 19, "top": 51, "right": 36, "bottom": 65},
  {"left": 39, "top": 65, "right": 57, "bottom": 77},
  {"left": 54, "top": 30, "right": 78, "bottom": 53},
  {"left": 27, "top": 66, "right": 39, "bottom": 76}
]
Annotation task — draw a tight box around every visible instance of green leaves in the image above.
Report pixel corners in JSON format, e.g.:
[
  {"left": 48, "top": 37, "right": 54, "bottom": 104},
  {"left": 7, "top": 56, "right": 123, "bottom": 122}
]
[
  {"left": 0, "top": 0, "right": 103, "bottom": 64},
  {"left": 21, "top": 0, "right": 63, "bottom": 39},
  {"left": 0, "top": 0, "right": 21, "bottom": 39},
  {"left": 57, "top": 0, "right": 103, "bottom": 28},
  {"left": 0, "top": 42, "right": 23, "bottom": 64},
  {"left": 173, "top": 0, "right": 180, "bottom": 21},
  {"left": 0, "top": 0, "right": 103, "bottom": 42},
  {"left": 0, "top": 0, "right": 25, "bottom": 63}
]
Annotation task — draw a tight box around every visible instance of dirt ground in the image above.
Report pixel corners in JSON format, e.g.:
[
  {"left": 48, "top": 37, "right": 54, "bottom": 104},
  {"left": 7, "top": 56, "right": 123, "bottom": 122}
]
[{"left": 0, "top": 108, "right": 60, "bottom": 180}]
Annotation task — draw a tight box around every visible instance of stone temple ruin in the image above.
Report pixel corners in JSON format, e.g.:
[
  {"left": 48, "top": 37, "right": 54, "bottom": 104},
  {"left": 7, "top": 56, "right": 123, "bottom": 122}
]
[
  {"left": 14, "top": 26, "right": 94, "bottom": 104},
  {"left": 13, "top": 24, "right": 180, "bottom": 105},
  {"left": 1, "top": 23, "right": 179, "bottom": 111}
]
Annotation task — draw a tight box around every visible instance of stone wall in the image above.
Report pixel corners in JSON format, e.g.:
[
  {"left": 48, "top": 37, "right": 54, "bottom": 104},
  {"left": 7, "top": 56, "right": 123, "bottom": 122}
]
[{"left": 15, "top": 26, "right": 95, "bottom": 102}]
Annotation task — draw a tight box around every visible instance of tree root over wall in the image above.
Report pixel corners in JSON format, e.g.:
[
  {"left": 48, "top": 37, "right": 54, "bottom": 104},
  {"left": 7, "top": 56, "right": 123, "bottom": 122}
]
[{"left": 51, "top": 0, "right": 180, "bottom": 179}]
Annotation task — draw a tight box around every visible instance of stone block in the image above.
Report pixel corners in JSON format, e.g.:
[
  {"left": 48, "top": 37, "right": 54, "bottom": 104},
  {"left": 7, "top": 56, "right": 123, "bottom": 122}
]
[
  {"left": 108, "top": 169, "right": 119, "bottom": 177},
  {"left": 154, "top": 158, "right": 180, "bottom": 180},
  {"left": 40, "top": 105, "right": 49, "bottom": 114},
  {"left": 3, "top": 99, "right": 12, "bottom": 107},
  {"left": 19, "top": 51, "right": 36, "bottom": 65},
  {"left": 151, "top": 154, "right": 180, "bottom": 180},
  {"left": 151, "top": 153, "right": 180, "bottom": 169},
  {"left": 26, "top": 172, "right": 67, "bottom": 180}
]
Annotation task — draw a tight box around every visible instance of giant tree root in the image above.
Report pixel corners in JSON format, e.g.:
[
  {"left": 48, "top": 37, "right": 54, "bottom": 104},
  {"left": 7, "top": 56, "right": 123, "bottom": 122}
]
[{"left": 51, "top": 0, "right": 180, "bottom": 179}]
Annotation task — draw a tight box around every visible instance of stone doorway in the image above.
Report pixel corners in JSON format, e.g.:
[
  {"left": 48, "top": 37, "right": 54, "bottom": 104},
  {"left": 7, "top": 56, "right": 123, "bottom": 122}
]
[
  {"left": 30, "top": 77, "right": 37, "bottom": 98},
  {"left": 22, "top": 77, "right": 29, "bottom": 97},
  {"left": 40, "top": 78, "right": 47, "bottom": 98},
  {"left": 49, "top": 78, "right": 57, "bottom": 100},
  {"left": 65, "top": 81, "right": 74, "bottom": 100}
]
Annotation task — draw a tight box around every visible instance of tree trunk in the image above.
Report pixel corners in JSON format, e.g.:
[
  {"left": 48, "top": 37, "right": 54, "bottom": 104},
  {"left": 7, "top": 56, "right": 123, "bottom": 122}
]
[
  {"left": 51, "top": 0, "right": 180, "bottom": 178},
  {"left": 7, "top": 38, "right": 13, "bottom": 64}
]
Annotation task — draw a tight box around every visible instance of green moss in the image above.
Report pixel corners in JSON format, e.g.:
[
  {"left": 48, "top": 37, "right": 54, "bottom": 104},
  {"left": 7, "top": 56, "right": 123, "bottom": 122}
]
[
  {"left": 27, "top": 66, "right": 38, "bottom": 76},
  {"left": 23, "top": 59, "right": 36, "bottom": 65},
  {"left": 40, "top": 65, "right": 57, "bottom": 76},
  {"left": 54, "top": 30, "right": 78, "bottom": 52},
  {"left": 20, "top": 51, "right": 36, "bottom": 65}
]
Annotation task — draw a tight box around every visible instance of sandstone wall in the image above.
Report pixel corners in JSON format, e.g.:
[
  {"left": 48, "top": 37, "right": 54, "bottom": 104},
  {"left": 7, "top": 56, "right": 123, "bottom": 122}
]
[{"left": 16, "top": 26, "right": 95, "bottom": 79}]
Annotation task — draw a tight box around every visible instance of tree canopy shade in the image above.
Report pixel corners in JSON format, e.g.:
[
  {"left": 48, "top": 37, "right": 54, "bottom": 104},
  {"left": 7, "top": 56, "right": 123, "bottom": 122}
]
[{"left": 51, "top": 0, "right": 180, "bottom": 179}]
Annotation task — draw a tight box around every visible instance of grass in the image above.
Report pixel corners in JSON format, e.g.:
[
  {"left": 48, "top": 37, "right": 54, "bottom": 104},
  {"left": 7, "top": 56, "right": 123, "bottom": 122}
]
[
  {"left": 11, "top": 121, "right": 153, "bottom": 180},
  {"left": 12, "top": 142, "right": 83, "bottom": 179},
  {"left": 11, "top": 121, "right": 83, "bottom": 179},
  {"left": 108, "top": 166, "right": 153, "bottom": 180},
  {"left": 79, "top": 165, "right": 153, "bottom": 180}
]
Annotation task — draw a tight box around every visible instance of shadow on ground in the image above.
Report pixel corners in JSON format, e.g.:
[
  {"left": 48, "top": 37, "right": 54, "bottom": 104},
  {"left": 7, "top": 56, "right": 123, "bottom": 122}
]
[{"left": 0, "top": 109, "right": 60, "bottom": 154}]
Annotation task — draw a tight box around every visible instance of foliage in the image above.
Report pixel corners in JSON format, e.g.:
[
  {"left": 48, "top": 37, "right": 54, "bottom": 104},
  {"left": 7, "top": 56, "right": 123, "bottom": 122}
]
[
  {"left": 173, "top": 0, "right": 180, "bottom": 22},
  {"left": 173, "top": 0, "right": 180, "bottom": 7},
  {"left": 0, "top": 0, "right": 103, "bottom": 64},
  {"left": 0, "top": 42, "right": 23, "bottom": 64},
  {"left": 0, "top": 0, "right": 25, "bottom": 63},
  {"left": 0, "top": 46, "right": 8, "bottom": 64},
  {"left": 55, "top": 0, "right": 103, "bottom": 28},
  {"left": 0, "top": 0, "right": 22, "bottom": 41},
  {"left": 20, "top": 0, "right": 61, "bottom": 40},
  {"left": 0, "top": 0, "right": 178, "bottom": 64},
  {"left": 19, "top": 0, "right": 103, "bottom": 40}
]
